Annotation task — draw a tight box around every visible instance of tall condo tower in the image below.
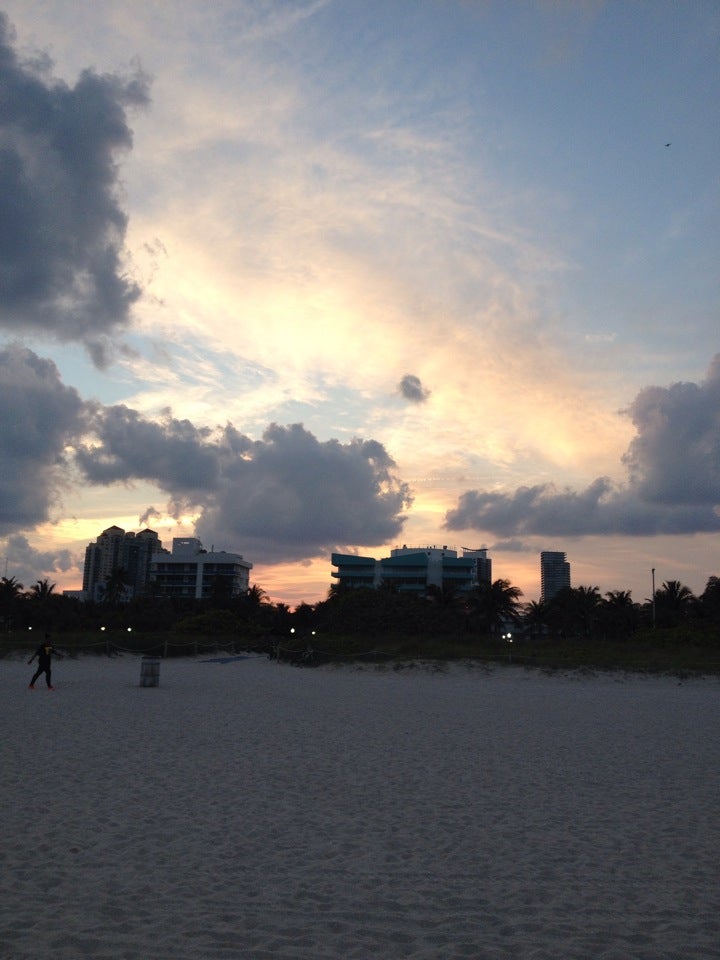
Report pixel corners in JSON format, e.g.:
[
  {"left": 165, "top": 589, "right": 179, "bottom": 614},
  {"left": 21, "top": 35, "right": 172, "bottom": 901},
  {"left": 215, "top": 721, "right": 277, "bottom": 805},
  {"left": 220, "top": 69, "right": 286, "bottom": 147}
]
[
  {"left": 83, "top": 526, "right": 164, "bottom": 601},
  {"left": 540, "top": 551, "right": 571, "bottom": 602}
]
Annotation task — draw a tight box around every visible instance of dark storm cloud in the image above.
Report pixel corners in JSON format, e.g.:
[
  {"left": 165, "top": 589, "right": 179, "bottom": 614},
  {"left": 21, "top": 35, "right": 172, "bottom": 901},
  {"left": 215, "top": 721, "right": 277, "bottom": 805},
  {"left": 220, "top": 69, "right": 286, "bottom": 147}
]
[
  {"left": 622, "top": 354, "right": 720, "bottom": 505},
  {"left": 194, "top": 423, "right": 413, "bottom": 562},
  {"left": 75, "top": 410, "right": 412, "bottom": 563},
  {"left": 0, "top": 14, "right": 149, "bottom": 365},
  {"left": 0, "top": 344, "right": 86, "bottom": 533},
  {"left": 399, "top": 374, "right": 431, "bottom": 403},
  {"left": 3, "top": 348, "right": 411, "bottom": 565},
  {"left": 445, "top": 479, "right": 720, "bottom": 537},
  {"left": 445, "top": 356, "right": 720, "bottom": 538},
  {"left": 75, "top": 405, "right": 222, "bottom": 492}
]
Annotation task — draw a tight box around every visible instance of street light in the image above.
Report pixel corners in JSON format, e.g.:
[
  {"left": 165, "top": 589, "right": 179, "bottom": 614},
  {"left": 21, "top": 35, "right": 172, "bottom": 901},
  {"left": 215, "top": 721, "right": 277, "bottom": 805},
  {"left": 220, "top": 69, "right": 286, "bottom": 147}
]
[{"left": 651, "top": 568, "right": 656, "bottom": 629}]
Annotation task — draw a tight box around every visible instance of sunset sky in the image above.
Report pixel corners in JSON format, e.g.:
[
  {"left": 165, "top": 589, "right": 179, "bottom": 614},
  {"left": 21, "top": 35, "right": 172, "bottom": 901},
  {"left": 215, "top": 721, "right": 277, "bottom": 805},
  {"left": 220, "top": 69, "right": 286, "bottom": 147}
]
[{"left": 1, "top": 1, "right": 718, "bottom": 607}]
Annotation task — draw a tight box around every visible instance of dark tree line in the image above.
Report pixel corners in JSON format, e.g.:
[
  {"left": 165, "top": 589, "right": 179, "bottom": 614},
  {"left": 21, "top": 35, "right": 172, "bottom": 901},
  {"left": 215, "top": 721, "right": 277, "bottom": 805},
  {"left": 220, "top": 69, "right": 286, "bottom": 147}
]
[{"left": 2, "top": 572, "right": 720, "bottom": 650}]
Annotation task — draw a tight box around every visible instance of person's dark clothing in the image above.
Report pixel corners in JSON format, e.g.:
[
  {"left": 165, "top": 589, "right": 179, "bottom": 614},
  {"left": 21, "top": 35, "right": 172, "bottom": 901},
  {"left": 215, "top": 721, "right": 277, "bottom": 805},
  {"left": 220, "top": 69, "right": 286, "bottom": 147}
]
[{"left": 28, "top": 642, "right": 62, "bottom": 688}]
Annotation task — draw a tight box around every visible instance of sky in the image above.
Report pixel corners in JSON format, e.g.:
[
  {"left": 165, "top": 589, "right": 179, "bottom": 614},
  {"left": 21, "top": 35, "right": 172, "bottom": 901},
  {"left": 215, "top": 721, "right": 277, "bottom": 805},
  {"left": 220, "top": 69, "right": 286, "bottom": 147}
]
[{"left": 1, "top": 0, "right": 718, "bottom": 608}]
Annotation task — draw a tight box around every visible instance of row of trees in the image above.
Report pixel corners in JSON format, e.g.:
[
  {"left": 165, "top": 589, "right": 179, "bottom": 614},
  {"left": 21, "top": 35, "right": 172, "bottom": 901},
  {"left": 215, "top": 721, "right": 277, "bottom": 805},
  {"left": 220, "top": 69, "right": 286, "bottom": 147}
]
[
  {"left": 2, "top": 571, "right": 720, "bottom": 645},
  {"left": 311, "top": 576, "right": 720, "bottom": 642}
]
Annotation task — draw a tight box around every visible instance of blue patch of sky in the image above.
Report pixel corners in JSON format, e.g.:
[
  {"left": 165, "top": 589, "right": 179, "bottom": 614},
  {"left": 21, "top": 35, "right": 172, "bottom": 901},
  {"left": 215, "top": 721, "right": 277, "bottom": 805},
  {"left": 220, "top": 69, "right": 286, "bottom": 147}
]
[
  {"left": 151, "top": 334, "right": 279, "bottom": 401},
  {"left": 11, "top": 338, "right": 136, "bottom": 406},
  {"left": 266, "top": 378, "right": 380, "bottom": 441},
  {"left": 288, "top": 3, "right": 716, "bottom": 311}
]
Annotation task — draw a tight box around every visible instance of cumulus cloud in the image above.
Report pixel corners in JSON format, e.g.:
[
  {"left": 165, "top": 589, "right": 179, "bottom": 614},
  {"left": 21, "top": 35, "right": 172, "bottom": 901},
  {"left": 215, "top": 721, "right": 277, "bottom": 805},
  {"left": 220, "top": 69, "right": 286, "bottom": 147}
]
[
  {"left": 0, "top": 13, "right": 149, "bottom": 365},
  {"left": 1, "top": 533, "right": 76, "bottom": 587},
  {"left": 77, "top": 414, "right": 412, "bottom": 563},
  {"left": 193, "top": 423, "right": 413, "bottom": 562},
  {"left": 399, "top": 374, "right": 431, "bottom": 403},
  {"left": 75, "top": 405, "right": 221, "bottom": 492},
  {"left": 0, "top": 344, "right": 86, "bottom": 533},
  {"left": 2, "top": 346, "right": 412, "bottom": 565},
  {"left": 622, "top": 354, "right": 720, "bottom": 506},
  {"left": 445, "top": 356, "right": 720, "bottom": 538},
  {"left": 445, "top": 479, "right": 720, "bottom": 537}
]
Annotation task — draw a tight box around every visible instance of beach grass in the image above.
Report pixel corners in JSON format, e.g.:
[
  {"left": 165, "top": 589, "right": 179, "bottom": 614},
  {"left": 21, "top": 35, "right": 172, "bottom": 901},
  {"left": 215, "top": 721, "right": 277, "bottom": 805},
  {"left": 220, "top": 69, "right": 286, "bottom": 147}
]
[{"left": 4, "top": 623, "right": 720, "bottom": 675}]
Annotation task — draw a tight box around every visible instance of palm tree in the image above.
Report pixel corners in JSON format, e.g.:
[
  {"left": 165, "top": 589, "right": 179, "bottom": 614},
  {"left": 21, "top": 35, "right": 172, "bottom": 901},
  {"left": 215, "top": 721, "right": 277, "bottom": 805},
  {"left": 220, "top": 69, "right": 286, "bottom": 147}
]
[
  {"left": 271, "top": 602, "right": 293, "bottom": 635},
  {"left": 545, "top": 586, "right": 602, "bottom": 639},
  {"left": 466, "top": 578, "right": 523, "bottom": 637},
  {"left": 572, "top": 585, "right": 603, "bottom": 637},
  {"left": 523, "top": 599, "right": 550, "bottom": 640},
  {"left": 103, "top": 567, "right": 131, "bottom": 605},
  {"left": 601, "top": 590, "right": 639, "bottom": 638},
  {"left": 0, "top": 575, "right": 25, "bottom": 630},
  {"left": 0, "top": 575, "right": 24, "bottom": 596},
  {"left": 246, "top": 584, "right": 269, "bottom": 608},
  {"left": 30, "top": 578, "right": 56, "bottom": 600},
  {"left": 654, "top": 580, "right": 695, "bottom": 628},
  {"left": 699, "top": 576, "right": 720, "bottom": 624},
  {"left": 236, "top": 583, "right": 274, "bottom": 628},
  {"left": 27, "top": 578, "right": 58, "bottom": 630}
]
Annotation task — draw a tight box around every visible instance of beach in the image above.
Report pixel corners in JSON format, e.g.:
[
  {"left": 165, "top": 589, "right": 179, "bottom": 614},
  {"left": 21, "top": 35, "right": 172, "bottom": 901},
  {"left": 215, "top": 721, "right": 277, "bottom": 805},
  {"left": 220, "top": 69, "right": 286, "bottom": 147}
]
[{"left": 2, "top": 654, "right": 719, "bottom": 959}]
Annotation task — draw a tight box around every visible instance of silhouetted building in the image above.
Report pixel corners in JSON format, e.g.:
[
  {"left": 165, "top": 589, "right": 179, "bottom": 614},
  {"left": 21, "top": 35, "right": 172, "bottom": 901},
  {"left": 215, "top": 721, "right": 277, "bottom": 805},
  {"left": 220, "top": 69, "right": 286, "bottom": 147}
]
[
  {"left": 462, "top": 547, "right": 492, "bottom": 585},
  {"left": 332, "top": 545, "right": 483, "bottom": 596},
  {"left": 83, "top": 526, "right": 165, "bottom": 602},
  {"left": 540, "top": 551, "right": 571, "bottom": 602},
  {"left": 149, "top": 537, "right": 252, "bottom": 599}
]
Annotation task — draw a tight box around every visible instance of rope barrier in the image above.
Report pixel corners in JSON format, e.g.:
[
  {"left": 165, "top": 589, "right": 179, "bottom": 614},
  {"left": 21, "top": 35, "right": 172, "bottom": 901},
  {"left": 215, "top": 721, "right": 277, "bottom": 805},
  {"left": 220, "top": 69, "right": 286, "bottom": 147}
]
[{"left": 1, "top": 635, "right": 246, "bottom": 657}]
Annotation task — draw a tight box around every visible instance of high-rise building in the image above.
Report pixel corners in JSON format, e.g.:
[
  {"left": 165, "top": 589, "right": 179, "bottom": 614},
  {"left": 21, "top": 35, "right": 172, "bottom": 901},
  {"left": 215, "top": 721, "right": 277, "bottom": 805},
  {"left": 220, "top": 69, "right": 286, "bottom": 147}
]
[
  {"left": 462, "top": 547, "right": 492, "bottom": 585},
  {"left": 83, "top": 526, "right": 165, "bottom": 601},
  {"left": 540, "top": 551, "right": 571, "bottom": 602}
]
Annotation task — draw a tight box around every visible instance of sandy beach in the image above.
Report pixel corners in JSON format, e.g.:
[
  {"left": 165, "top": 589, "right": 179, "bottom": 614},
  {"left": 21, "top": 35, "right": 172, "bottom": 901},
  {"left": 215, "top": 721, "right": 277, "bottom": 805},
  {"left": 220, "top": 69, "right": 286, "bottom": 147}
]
[{"left": 2, "top": 654, "right": 719, "bottom": 959}]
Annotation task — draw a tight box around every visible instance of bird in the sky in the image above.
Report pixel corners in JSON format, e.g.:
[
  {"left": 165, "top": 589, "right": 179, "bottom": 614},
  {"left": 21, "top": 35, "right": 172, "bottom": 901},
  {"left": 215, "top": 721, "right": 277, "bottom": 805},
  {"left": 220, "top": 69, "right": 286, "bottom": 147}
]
[{"left": 665, "top": 142, "right": 671, "bottom": 147}]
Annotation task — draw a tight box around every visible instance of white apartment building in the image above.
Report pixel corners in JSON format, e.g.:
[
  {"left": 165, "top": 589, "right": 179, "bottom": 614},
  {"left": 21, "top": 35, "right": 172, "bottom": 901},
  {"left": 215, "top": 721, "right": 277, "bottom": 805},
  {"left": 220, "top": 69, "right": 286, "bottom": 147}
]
[
  {"left": 331, "top": 545, "right": 487, "bottom": 595},
  {"left": 149, "top": 538, "right": 252, "bottom": 599}
]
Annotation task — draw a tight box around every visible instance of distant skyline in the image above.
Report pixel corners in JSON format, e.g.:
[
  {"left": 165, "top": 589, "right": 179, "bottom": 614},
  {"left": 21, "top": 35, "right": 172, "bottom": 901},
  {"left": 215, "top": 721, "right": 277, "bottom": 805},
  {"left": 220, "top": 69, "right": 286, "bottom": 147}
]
[{"left": 1, "top": 1, "right": 718, "bottom": 607}]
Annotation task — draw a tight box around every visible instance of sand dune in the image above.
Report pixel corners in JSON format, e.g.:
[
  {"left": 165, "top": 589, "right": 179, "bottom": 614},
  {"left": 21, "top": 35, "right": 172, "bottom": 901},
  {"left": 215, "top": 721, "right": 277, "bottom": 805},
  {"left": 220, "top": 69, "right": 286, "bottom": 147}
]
[{"left": 2, "top": 654, "right": 719, "bottom": 959}]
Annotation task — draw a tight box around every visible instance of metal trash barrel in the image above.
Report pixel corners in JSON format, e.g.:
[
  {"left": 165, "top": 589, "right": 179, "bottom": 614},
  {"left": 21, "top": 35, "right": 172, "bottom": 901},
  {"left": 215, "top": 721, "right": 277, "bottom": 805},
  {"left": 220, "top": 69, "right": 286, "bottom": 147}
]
[{"left": 140, "top": 656, "right": 161, "bottom": 687}]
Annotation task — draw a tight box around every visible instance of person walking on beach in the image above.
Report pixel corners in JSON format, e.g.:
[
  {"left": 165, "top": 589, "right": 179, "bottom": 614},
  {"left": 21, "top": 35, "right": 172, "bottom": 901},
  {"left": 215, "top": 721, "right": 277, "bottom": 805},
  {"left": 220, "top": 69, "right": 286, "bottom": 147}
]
[{"left": 28, "top": 634, "right": 64, "bottom": 690}]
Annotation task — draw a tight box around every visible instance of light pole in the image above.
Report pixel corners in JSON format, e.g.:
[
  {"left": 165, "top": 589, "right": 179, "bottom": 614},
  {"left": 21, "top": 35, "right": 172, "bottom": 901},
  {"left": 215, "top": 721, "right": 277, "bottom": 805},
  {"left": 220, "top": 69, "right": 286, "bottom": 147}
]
[{"left": 651, "top": 568, "right": 656, "bottom": 629}]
